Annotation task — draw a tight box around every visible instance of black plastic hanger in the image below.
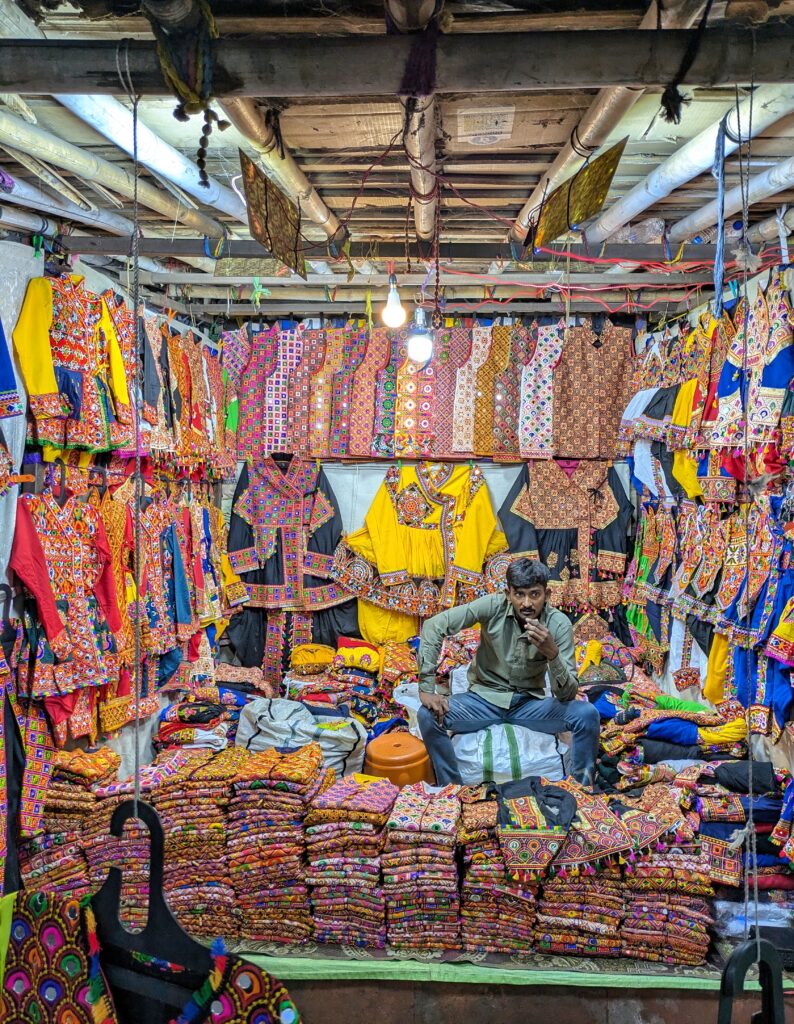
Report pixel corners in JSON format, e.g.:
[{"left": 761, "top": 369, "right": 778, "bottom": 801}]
[
  {"left": 90, "top": 465, "right": 109, "bottom": 498},
  {"left": 93, "top": 799, "right": 212, "bottom": 1008},
  {"left": 717, "top": 937, "right": 784, "bottom": 1024},
  {"left": 0, "top": 584, "right": 13, "bottom": 622}
]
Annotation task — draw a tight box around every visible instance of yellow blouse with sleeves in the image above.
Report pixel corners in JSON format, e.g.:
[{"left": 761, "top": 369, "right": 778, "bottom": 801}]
[
  {"left": 337, "top": 462, "right": 507, "bottom": 625},
  {"left": 13, "top": 275, "right": 130, "bottom": 456}
]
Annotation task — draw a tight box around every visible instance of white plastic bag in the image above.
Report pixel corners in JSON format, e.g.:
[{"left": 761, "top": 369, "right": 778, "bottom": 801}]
[
  {"left": 453, "top": 724, "right": 568, "bottom": 784},
  {"left": 235, "top": 697, "right": 368, "bottom": 776}
]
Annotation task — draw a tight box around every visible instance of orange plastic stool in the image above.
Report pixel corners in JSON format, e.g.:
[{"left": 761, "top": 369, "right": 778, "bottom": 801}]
[{"left": 364, "top": 732, "right": 435, "bottom": 787}]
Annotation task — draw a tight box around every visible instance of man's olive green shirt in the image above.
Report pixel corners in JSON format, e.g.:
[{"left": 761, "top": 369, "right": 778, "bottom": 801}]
[{"left": 418, "top": 593, "right": 579, "bottom": 708}]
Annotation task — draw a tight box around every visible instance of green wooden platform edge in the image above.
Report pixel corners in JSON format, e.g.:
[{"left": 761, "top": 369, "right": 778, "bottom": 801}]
[{"left": 247, "top": 953, "right": 794, "bottom": 990}]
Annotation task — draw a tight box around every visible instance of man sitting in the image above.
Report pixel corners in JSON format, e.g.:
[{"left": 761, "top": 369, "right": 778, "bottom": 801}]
[{"left": 417, "top": 557, "right": 599, "bottom": 787}]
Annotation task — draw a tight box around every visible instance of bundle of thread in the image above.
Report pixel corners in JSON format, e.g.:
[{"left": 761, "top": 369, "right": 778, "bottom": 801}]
[
  {"left": 305, "top": 774, "right": 399, "bottom": 948},
  {"left": 152, "top": 747, "right": 249, "bottom": 941},
  {"left": 229, "top": 743, "right": 331, "bottom": 944},
  {"left": 458, "top": 786, "right": 536, "bottom": 953},
  {"left": 383, "top": 782, "right": 462, "bottom": 951}
]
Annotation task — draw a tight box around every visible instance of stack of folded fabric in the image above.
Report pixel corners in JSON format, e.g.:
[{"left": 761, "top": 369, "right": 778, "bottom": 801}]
[
  {"left": 152, "top": 747, "right": 249, "bottom": 941},
  {"left": 229, "top": 742, "right": 331, "bottom": 944},
  {"left": 458, "top": 785, "right": 536, "bottom": 953},
  {"left": 620, "top": 891, "right": 713, "bottom": 965},
  {"left": 297, "top": 638, "right": 385, "bottom": 727},
  {"left": 18, "top": 748, "right": 122, "bottom": 899},
  {"left": 305, "top": 774, "right": 399, "bottom": 947},
  {"left": 624, "top": 789, "right": 714, "bottom": 965},
  {"left": 494, "top": 779, "right": 634, "bottom": 958},
  {"left": 535, "top": 870, "right": 626, "bottom": 958},
  {"left": 82, "top": 751, "right": 193, "bottom": 930},
  {"left": 383, "top": 782, "right": 462, "bottom": 951},
  {"left": 154, "top": 695, "right": 234, "bottom": 752}
]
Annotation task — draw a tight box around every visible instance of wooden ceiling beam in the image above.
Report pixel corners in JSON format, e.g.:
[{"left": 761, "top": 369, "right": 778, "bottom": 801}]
[{"left": 0, "top": 26, "right": 791, "bottom": 95}]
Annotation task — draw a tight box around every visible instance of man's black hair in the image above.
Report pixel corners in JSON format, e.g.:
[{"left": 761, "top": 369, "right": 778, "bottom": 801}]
[{"left": 505, "top": 557, "right": 550, "bottom": 590}]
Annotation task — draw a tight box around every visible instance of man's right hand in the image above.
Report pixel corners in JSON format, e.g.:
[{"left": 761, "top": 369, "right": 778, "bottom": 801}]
[{"left": 419, "top": 690, "right": 449, "bottom": 724}]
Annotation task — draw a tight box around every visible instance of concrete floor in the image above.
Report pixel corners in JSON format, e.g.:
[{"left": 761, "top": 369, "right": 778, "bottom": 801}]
[{"left": 285, "top": 979, "right": 792, "bottom": 1023}]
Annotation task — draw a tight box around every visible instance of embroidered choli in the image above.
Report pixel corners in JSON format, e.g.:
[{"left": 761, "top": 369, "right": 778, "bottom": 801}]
[
  {"left": 327, "top": 324, "right": 369, "bottom": 457},
  {"left": 371, "top": 330, "right": 406, "bottom": 458},
  {"left": 286, "top": 328, "right": 327, "bottom": 455},
  {"left": 431, "top": 327, "right": 472, "bottom": 458},
  {"left": 552, "top": 319, "right": 634, "bottom": 458},
  {"left": 472, "top": 324, "right": 511, "bottom": 456},
  {"left": 228, "top": 456, "right": 349, "bottom": 612},
  {"left": 712, "top": 271, "right": 794, "bottom": 450},
  {"left": 10, "top": 491, "right": 122, "bottom": 698},
  {"left": 13, "top": 275, "right": 131, "bottom": 453},
  {"left": 492, "top": 322, "right": 536, "bottom": 461},
  {"left": 394, "top": 350, "right": 437, "bottom": 458},
  {"left": 519, "top": 318, "right": 564, "bottom": 459},
  {"left": 333, "top": 462, "right": 508, "bottom": 617},
  {"left": 237, "top": 325, "right": 281, "bottom": 462},
  {"left": 452, "top": 326, "right": 492, "bottom": 454},
  {"left": 499, "top": 461, "right": 633, "bottom": 611},
  {"left": 348, "top": 327, "right": 392, "bottom": 457}
]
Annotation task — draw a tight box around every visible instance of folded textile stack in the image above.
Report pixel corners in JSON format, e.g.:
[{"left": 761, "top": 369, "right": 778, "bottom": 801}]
[
  {"left": 82, "top": 752, "right": 193, "bottom": 930},
  {"left": 154, "top": 696, "right": 234, "bottom": 752},
  {"left": 495, "top": 780, "right": 640, "bottom": 958},
  {"left": 458, "top": 785, "right": 537, "bottom": 953},
  {"left": 622, "top": 786, "right": 717, "bottom": 962},
  {"left": 384, "top": 782, "right": 462, "bottom": 951},
  {"left": 305, "top": 774, "right": 399, "bottom": 948},
  {"left": 380, "top": 642, "right": 419, "bottom": 691},
  {"left": 229, "top": 742, "right": 331, "bottom": 944},
  {"left": 18, "top": 747, "right": 122, "bottom": 899},
  {"left": 620, "top": 892, "right": 713, "bottom": 965},
  {"left": 152, "top": 747, "right": 249, "bottom": 941},
  {"left": 298, "top": 639, "right": 384, "bottom": 727},
  {"left": 535, "top": 871, "right": 626, "bottom": 958}
]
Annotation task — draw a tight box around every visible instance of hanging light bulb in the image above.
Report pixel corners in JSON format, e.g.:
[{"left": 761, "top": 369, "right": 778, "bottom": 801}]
[
  {"left": 406, "top": 307, "right": 433, "bottom": 364},
  {"left": 381, "top": 272, "right": 407, "bottom": 328}
]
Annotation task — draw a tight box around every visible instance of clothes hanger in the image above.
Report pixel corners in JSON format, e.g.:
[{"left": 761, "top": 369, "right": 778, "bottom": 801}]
[
  {"left": 0, "top": 584, "right": 13, "bottom": 623},
  {"left": 90, "top": 465, "right": 109, "bottom": 498},
  {"left": 92, "top": 799, "right": 212, "bottom": 1008}
]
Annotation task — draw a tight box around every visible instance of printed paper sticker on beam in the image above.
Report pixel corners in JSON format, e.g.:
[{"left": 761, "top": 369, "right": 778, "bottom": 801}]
[
  {"left": 239, "top": 149, "right": 308, "bottom": 280},
  {"left": 531, "top": 137, "right": 628, "bottom": 249}
]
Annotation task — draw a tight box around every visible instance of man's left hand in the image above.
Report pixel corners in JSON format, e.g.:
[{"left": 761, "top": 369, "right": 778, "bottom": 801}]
[{"left": 524, "top": 620, "right": 559, "bottom": 660}]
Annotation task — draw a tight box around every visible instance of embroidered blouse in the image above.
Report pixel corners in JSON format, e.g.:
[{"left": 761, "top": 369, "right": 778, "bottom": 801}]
[
  {"left": 347, "top": 327, "right": 392, "bottom": 457},
  {"left": 333, "top": 462, "right": 508, "bottom": 618},
  {"left": 519, "top": 318, "right": 564, "bottom": 459},
  {"left": 499, "top": 460, "right": 633, "bottom": 611},
  {"left": 286, "top": 328, "right": 327, "bottom": 455},
  {"left": 452, "top": 326, "right": 492, "bottom": 455},
  {"left": 10, "top": 491, "right": 122, "bottom": 698},
  {"left": 492, "top": 322, "right": 536, "bottom": 461},
  {"left": 431, "top": 327, "right": 472, "bottom": 459},
  {"left": 552, "top": 318, "right": 634, "bottom": 459},
  {"left": 13, "top": 275, "right": 131, "bottom": 453}
]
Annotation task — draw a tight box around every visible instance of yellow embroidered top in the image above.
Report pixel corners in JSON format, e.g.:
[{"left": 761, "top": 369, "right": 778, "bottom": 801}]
[
  {"left": 334, "top": 462, "right": 507, "bottom": 618},
  {"left": 13, "top": 275, "right": 130, "bottom": 453}
]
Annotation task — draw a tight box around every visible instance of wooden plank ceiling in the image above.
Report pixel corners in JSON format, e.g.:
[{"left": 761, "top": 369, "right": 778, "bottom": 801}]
[{"left": 1, "top": 0, "right": 793, "bottom": 317}]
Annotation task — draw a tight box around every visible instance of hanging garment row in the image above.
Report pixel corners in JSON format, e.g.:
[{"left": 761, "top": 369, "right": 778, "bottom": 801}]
[{"left": 224, "top": 317, "right": 637, "bottom": 464}]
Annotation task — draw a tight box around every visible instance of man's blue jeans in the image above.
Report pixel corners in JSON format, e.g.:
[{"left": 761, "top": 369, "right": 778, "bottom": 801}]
[{"left": 417, "top": 691, "right": 600, "bottom": 787}]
